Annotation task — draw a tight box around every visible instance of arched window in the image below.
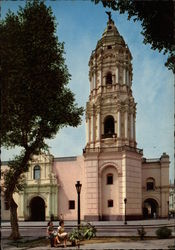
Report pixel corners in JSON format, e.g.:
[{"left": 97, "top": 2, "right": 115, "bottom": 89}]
[
  {"left": 107, "top": 174, "right": 113, "bottom": 185},
  {"left": 33, "top": 165, "right": 41, "bottom": 180},
  {"left": 146, "top": 178, "right": 155, "bottom": 191},
  {"left": 106, "top": 72, "right": 112, "bottom": 85},
  {"left": 104, "top": 116, "right": 115, "bottom": 137}
]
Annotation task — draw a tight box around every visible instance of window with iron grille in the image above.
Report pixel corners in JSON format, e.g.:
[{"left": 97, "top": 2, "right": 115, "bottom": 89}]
[
  {"left": 107, "top": 174, "right": 113, "bottom": 185},
  {"left": 69, "top": 200, "right": 75, "bottom": 209},
  {"left": 108, "top": 199, "right": 113, "bottom": 207}
]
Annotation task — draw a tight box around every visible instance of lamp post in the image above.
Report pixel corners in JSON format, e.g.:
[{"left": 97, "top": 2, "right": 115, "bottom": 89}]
[
  {"left": 75, "top": 181, "right": 82, "bottom": 229},
  {"left": 124, "top": 198, "right": 127, "bottom": 225},
  {"left": 167, "top": 200, "right": 170, "bottom": 220}
]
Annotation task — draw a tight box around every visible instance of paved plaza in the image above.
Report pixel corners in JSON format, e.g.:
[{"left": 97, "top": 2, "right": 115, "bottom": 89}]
[
  {"left": 1, "top": 219, "right": 175, "bottom": 250},
  {"left": 1, "top": 239, "right": 175, "bottom": 250}
]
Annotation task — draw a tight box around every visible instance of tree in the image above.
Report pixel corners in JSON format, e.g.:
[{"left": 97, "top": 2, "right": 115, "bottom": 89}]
[
  {"left": 92, "top": 0, "right": 175, "bottom": 73},
  {"left": 0, "top": 0, "right": 83, "bottom": 239}
]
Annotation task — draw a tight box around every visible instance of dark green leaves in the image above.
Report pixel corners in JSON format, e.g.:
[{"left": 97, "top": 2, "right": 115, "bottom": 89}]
[
  {"left": 1, "top": 0, "right": 83, "bottom": 211},
  {"left": 1, "top": 0, "right": 83, "bottom": 149}
]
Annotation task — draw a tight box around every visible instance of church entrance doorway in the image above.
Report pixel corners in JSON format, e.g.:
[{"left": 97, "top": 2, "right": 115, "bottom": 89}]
[
  {"left": 30, "top": 196, "right": 45, "bottom": 221},
  {"left": 143, "top": 198, "right": 158, "bottom": 219}
]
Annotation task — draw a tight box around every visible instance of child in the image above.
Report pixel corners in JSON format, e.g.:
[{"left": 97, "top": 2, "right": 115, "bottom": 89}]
[
  {"left": 57, "top": 220, "right": 68, "bottom": 247},
  {"left": 47, "top": 221, "right": 60, "bottom": 247}
]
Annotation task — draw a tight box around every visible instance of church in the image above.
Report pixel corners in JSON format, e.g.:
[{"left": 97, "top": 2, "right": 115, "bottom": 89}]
[{"left": 1, "top": 15, "right": 170, "bottom": 222}]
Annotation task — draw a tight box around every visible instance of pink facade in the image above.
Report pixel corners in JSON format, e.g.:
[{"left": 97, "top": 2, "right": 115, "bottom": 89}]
[
  {"left": 49, "top": 151, "right": 169, "bottom": 221},
  {"left": 53, "top": 156, "right": 85, "bottom": 220}
]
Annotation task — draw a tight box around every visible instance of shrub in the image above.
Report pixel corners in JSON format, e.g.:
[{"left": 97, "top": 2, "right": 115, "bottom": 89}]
[
  {"left": 69, "top": 223, "right": 96, "bottom": 245},
  {"left": 156, "top": 226, "right": 172, "bottom": 239},
  {"left": 81, "top": 222, "right": 96, "bottom": 240},
  {"left": 69, "top": 228, "right": 82, "bottom": 243}
]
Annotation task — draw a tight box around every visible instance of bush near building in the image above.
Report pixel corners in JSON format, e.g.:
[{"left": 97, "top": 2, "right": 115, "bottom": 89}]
[{"left": 156, "top": 226, "right": 172, "bottom": 239}]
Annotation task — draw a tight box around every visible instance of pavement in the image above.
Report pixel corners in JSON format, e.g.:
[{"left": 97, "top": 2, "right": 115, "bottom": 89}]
[
  {"left": 1, "top": 238, "right": 175, "bottom": 250},
  {"left": 1, "top": 219, "right": 175, "bottom": 250}
]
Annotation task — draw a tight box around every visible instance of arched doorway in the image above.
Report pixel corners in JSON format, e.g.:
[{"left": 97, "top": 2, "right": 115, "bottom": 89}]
[
  {"left": 143, "top": 198, "right": 159, "bottom": 219},
  {"left": 30, "top": 196, "right": 45, "bottom": 221}
]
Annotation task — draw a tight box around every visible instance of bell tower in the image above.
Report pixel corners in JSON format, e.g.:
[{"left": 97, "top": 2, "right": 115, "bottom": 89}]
[
  {"left": 84, "top": 14, "right": 142, "bottom": 221},
  {"left": 85, "top": 13, "right": 136, "bottom": 150}
]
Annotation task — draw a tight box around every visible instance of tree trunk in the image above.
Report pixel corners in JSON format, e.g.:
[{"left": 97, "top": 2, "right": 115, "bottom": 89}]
[
  {"left": 5, "top": 147, "right": 39, "bottom": 240},
  {"left": 9, "top": 197, "right": 21, "bottom": 240}
]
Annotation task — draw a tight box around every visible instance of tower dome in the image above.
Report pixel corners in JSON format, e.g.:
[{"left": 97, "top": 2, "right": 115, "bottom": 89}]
[
  {"left": 85, "top": 13, "right": 137, "bottom": 151},
  {"left": 96, "top": 16, "right": 126, "bottom": 49}
]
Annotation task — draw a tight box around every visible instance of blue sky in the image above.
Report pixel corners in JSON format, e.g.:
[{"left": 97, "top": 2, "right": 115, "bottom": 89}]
[{"left": 1, "top": 0, "right": 174, "bottom": 182}]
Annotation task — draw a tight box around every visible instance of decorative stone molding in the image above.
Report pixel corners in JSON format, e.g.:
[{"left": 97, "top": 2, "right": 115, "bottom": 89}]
[
  {"left": 27, "top": 194, "right": 47, "bottom": 206},
  {"left": 142, "top": 195, "right": 160, "bottom": 206},
  {"left": 99, "top": 162, "right": 121, "bottom": 176}
]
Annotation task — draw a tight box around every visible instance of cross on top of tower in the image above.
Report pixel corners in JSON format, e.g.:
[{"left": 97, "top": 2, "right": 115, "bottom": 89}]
[{"left": 105, "top": 11, "right": 112, "bottom": 21}]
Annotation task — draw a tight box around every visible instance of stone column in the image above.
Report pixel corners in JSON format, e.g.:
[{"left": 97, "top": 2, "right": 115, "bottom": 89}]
[
  {"left": 133, "top": 115, "right": 136, "bottom": 141},
  {"left": 90, "top": 73, "right": 93, "bottom": 91},
  {"left": 98, "top": 70, "right": 101, "bottom": 88},
  {"left": 100, "top": 68, "right": 103, "bottom": 94},
  {"left": 44, "top": 164, "right": 47, "bottom": 179},
  {"left": 114, "top": 119, "right": 117, "bottom": 136},
  {"left": 91, "top": 115, "right": 94, "bottom": 142},
  {"left": 124, "top": 111, "right": 128, "bottom": 138},
  {"left": 123, "top": 68, "right": 126, "bottom": 85},
  {"left": 89, "top": 117, "right": 91, "bottom": 142},
  {"left": 129, "top": 71, "right": 132, "bottom": 86},
  {"left": 117, "top": 111, "right": 121, "bottom": 137},
  {"left": 130, "top": 113, "right": 133, "bottom": 139},
  {"left": 97, "top": 112, "right": 101, "bottom": 140},
  {"left": 127, "top": 70, "right": 129, "bottom": 85},
  {"left": 116, "top": 66, "right": 119, "bottom": 83},
  {"left": 86, "top": 118, "right": 90, "bottom": 143},
  {"left": 31, "top": 166, "right": 33, "bottom": 179}
]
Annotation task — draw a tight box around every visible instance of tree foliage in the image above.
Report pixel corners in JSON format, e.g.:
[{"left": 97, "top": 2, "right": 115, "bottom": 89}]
[
  {"left": 93, "top": 0, "right": 175, "bottom": 73},
  {"left": 0, "top": 0, "right": 83, "bottom": 239},
  {"left": 1, "top": 0, "right": 83, "bottom": 149}
]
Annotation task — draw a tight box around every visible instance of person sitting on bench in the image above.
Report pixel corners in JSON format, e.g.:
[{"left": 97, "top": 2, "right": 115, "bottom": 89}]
[
  {"left": 47, "top": 221, "right": 60, "bottom": 247},
  {"left": 57, "top": 220, "right": 68, "bottom": 247}
]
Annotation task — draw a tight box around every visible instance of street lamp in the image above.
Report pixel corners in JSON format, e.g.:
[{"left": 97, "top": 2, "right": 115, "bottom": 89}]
[
  {"left": 124, "top": 198, "right": 127, "bottom": 225},
  {"left": 75, "top": 181, "right": 82, "bottom": 229},
  {"left": 167, "top": 200, "right": 170, "bottom": 220}
]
